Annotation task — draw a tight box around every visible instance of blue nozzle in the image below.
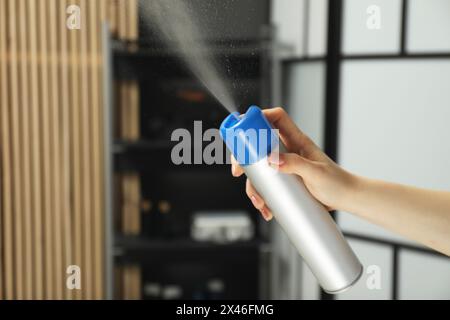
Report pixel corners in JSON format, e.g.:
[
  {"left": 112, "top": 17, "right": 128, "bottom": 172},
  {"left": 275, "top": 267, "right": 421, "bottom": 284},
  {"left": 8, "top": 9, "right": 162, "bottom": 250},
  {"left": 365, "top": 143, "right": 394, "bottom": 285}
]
[{"left": 220, "top": 105, "right": 278, "bottom": 166}]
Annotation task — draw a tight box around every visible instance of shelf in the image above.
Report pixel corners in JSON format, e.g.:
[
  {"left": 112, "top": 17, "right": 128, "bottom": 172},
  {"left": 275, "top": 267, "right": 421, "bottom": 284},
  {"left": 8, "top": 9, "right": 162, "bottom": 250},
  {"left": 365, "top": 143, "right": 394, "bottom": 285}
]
[
  {"left": 115, "top": 235, "right": 263, "bottom": 250},
  {"left": 114, "top": 236, "right": 265, "bottom": 264},
  {"left": 113, "top": 139, "right": 234, "bottom": 173},
  {"left": 114, "top": 139, "right": 225, "bottom": 153},
  {"left": 112, "top": 38, "right": 285, "bottom": 58},
  {"left": 113, "top": 139, "right": 176, "bottom": 153},
  {"left": 111, "top": 38, "right": 286, "bottom": 82}
]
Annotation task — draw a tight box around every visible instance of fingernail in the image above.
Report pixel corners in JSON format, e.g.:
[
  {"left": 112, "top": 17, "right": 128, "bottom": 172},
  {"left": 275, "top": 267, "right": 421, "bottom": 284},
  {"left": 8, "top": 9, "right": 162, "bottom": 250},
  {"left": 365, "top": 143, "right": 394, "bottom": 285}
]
[
  {"left": 268, "top": 152, "right": 283, "bottom": 165},
  {"left": 260, "top": 208, "right": 272, "bottom": 221},
  {"left": 250, "top": 195, "right": 259, "bottom": 206}
]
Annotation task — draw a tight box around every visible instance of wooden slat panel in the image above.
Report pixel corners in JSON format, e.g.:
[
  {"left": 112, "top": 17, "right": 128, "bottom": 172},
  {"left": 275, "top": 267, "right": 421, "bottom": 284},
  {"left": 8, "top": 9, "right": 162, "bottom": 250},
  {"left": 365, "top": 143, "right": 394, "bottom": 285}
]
[
  {"left": 123, "top": 265, "right": 140, "bottom": 300},
  {"left": 53, "top": 0, "right": 69, "bottom": 300},
  {"left": 17, "top": 0, "right": 33, "bottom": 300},
  {"left": 38, "top": 1, "right": 52, "bottom": 299},
  {"left": 36, "top": 1, "right": 53, "bottom": 299},
  {"left": 58, "top": 1, "right": 73, "bottom": 299},
  {"left": 68, "top": 0, "right": 83, "bottom": 301},
  {"left": 128, "top": 0, "right": 140, "bottom": 239},
  {"left": 98, "top": 0, "right": 107, "bottom": 299},
  {"left": 107, "top": 0, "right": 118, "bottom": 38},
  {"left": 118, "top": 0, "right": 128, "bottom": 40},
  {"left": 79, "top": 0, "right": 94, "bottom": 300},
  {"left": 28, "top": 0, "right": 44, "bottom": 300},
  {"left": 129, "top": 163, "right": 137, "bottom": 235},
  {"left": 125, "top": 174, "right": 131, "bottom": 235},
  {"left": 8, "top": 0, "right": 25, "bottom": 300},
  {"left": 128, "top": 0, "right": 139, "bottom": 141},
  {"left": 121, "top": 81, "right": 129, "bottom": 140},
  {"left": 129, "top": 82, "right": 140, "bottom": 141},
  {"left": 89, "top": 0, "right": 103, "bottom": 299},
  {"left": 120, "top": 173, "right": 140, "bottom": 236},
  {"left": 128, "top": 0, "right": 138, "bottom": 41},
  {"left": 133, "top": 165, "right": 140, "bottom": 235},
  {"left": 0, "top": 0, "right": 14, "bottom": 300},
  {"left": 0, "top": 0, "right": 138, "bottom": 300},
  {"left": 48, "top": 0, "right": 62, "bottom": 300},
  {"left": 122, "top": 174, "right": 129, "bottom": 234}
]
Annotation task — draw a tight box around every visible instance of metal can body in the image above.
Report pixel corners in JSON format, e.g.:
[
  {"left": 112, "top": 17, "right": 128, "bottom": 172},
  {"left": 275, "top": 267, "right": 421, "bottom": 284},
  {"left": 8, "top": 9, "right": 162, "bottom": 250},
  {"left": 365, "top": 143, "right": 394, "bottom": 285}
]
[
  {"left": 245, "top": 155, "right": 363, "bottom": 293},
  {"left": 219, "top": 106, "right": 363, "bottom": 293}
]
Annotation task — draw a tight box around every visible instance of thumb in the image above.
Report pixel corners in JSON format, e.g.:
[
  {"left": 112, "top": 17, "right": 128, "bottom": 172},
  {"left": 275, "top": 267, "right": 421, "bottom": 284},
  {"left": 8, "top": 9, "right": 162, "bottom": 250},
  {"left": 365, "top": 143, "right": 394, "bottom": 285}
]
[{"left": 268, "top": 152, "right": 313, "bottom": 178}]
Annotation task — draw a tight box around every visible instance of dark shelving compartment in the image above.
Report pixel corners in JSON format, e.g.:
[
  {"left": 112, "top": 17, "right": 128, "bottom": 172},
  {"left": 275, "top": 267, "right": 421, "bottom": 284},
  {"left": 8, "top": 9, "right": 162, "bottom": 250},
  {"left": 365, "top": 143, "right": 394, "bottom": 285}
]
[
  {"left": 138, "top": 170, "right": 259, "bottom": 239},
  {"left": 111, "top": 1, "right": 274, "bottom": 298},
  {"left": 113, "top": 42, "right": 268, "bottom": 142},
  {"left": 117, "top": 244, "right": 259, "bottom": 300}
]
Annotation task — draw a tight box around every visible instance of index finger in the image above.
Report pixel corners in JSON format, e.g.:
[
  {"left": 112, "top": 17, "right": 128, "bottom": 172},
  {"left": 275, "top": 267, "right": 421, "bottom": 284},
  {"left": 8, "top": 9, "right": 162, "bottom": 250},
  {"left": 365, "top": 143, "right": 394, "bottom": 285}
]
[
  {"left": 231, "top": 154, "right": 245, "bottom": 177},
  {"left": 263, "top": 107, "right": 316, "bottom": 156}
]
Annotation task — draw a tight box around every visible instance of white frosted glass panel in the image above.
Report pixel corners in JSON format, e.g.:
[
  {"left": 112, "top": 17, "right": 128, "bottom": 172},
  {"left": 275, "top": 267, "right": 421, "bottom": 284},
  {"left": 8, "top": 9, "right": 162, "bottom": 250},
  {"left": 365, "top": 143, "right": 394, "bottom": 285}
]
[
  {"left": 337, "top": 240, "right": 392, "bottom": 300},
  {"left": 307, "top": 0, "right": 328, "bottom": 56},
  {"left": 271, "top": 0, "right": 306, "bottom": 57},
  {"left": 338, "top": 60, "right": 450, "bottom": 244},
  {"left": 407, "top": 0, "right": 450, "bottom": 53},
  {"left": 285, "top": 62, "right": 325, "bottom": 148},
  {"left": 284, "top": 62, "right": 325, "bottom": 300},
  {"left": 342, "top": 0, "right": 402, "bottom": 54},
  {"left": 399, "top": 250, "right": 450, "bottom": 299}
]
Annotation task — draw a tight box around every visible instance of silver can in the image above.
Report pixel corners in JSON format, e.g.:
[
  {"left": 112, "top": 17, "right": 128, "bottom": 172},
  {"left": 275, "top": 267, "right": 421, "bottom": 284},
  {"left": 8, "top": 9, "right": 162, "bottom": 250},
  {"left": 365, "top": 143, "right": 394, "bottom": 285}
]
[{"left": 244, "top": 148, "right": 363, "bottom": 293}]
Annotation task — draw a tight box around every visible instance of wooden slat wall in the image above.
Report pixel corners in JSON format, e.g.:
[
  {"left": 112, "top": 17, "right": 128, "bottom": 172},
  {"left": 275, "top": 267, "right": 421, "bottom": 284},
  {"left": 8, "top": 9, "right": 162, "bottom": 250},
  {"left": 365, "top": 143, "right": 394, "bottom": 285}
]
[
  {"left": 114, "top": 265, "right": 142, "bottom": 300},
  {"left": 123, "top": 265, "right": 141, "bottom": 300},
  {"left": 49, "top": 0, "right": 62, "bottom": 299},
  {"left": 0, "top": 0, "right": 138, "bottom": 300}
]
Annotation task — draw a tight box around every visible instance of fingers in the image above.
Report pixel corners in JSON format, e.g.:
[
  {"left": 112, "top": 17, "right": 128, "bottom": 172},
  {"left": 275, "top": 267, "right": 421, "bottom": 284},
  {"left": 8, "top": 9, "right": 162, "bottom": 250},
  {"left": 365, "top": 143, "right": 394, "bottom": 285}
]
[
  {"left": 263, "top": 107, "right": 318, "bottom": 157},
  {"left": 230, "top": 155, "right": 273, "bottom": 221},
  {"left": 268, "top": 152, "right": 314, "bottom": 178},
  {"left": 230, "top": 154, "right": 245, "bottom": 177},
  {"left": 246, "top": 179, "right": 273, "bottom": 221}
]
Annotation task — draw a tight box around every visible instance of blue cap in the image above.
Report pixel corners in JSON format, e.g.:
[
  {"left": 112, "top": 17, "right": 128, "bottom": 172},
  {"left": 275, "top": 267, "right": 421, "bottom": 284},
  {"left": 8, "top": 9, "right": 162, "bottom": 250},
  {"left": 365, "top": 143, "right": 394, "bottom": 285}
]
[{"left": 220, "top": 105, "right": 279, "bottom": 166}]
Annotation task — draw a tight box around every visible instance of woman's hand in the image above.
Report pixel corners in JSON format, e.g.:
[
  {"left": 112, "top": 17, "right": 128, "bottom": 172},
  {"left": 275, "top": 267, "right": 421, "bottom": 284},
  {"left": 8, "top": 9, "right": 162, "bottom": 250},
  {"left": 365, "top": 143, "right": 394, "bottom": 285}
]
[
  {"left": 230, "top": 107, "right": 450, "bottom": 255},
  {"left": 230, "top": 107, "right": 356, "bottom": 221}
]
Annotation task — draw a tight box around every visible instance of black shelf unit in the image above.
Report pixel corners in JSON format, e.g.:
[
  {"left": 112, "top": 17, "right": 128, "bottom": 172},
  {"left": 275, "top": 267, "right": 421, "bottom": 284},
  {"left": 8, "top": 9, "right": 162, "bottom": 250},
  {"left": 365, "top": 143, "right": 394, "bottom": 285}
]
[
  {"left": 111, "top": 32, "right": 277, "bottom": 299},
  {"left": 115, "top": 236, "right": 262, "bottom": 262},
  {"left": 115, "top": 236, "right": 261, "bottom": 300}
]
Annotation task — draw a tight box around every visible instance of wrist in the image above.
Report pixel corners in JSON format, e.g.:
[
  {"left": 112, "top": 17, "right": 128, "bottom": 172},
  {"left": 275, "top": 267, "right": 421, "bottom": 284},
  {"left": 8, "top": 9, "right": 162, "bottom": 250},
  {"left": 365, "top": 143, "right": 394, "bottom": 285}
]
[{"left": 337, "top": 170, "right": 363, "bottom": 212}]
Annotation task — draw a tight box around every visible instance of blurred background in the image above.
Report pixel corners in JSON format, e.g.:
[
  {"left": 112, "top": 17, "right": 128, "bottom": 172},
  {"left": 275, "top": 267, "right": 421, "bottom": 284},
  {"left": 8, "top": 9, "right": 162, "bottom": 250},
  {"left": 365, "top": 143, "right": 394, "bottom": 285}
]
[{"left": 0, "top": 0, "right": 449, "bottom": 300}]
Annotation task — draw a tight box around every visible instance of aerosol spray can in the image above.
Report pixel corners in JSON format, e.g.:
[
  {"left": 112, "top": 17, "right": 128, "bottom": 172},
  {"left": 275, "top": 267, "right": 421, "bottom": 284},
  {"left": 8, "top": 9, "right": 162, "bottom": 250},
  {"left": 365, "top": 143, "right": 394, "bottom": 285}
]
[{"left": 220, "top": 106, "right": 363, "bottom": 293}]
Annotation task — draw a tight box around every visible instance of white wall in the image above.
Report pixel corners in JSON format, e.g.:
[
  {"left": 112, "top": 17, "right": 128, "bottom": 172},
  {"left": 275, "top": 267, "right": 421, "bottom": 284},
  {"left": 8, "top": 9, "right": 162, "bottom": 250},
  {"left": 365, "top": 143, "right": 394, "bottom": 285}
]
[
  {"left": 342, "top": 0, "right": 402, "bottom": 54},
  {"left": 338, "top": 59, "right": 450, "bottom": 245},
  {"left": 407, "top": 0, "right": 450, "bottom": 53},
  {"left": 273, "top": 0, "right": 450, "bottom": 300},
  {"left": 336, "top": 0, "right": 450, "bottom": 300},
  {"left": 271, "top": 0, "right": 328, "bottom": 58}
]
